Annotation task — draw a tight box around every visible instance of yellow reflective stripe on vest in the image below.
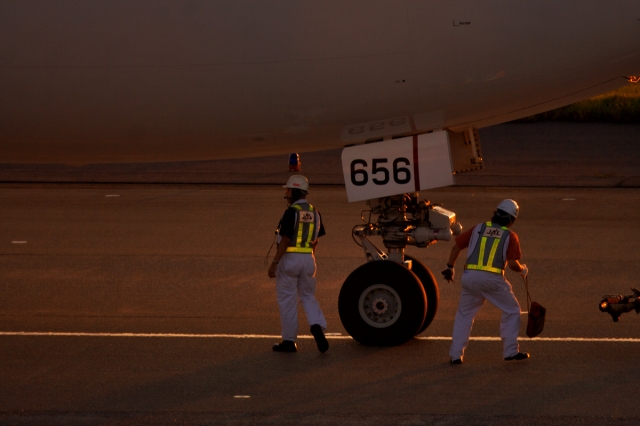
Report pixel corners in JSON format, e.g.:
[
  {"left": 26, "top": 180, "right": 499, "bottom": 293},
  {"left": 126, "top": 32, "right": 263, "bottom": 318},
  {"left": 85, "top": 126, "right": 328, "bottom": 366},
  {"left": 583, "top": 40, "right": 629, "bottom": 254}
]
[
  {"left": 286, "top": 204, "right": 315, "bottom": 253},
  {"left": 478, "top": 235, "right": 487, "bottom": 267},
  {"left": 466, "top": 264, "right": 503, "bottom": 274},
  {"left": 286, "top": 247, "right": 313, "bottom": 253},
  {"left": 466, "top": 222, "right": 508, "bottom": 274},
  {"left": 486, "top": 238, "right": 501, "bottom": 269},
  {"left": 295, "top": 206, "right": 304, "bottom": 246},
  {"left": 307, "top": 221, "right": 315, "bottom": 248}
]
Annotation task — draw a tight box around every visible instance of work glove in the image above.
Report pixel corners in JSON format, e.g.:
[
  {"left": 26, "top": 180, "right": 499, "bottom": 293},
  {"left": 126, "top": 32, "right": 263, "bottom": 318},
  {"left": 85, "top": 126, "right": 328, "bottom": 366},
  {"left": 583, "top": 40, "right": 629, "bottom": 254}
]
[
  {"left": 519, "top": 264, "right": 528, "bottom": 279},
  {"left": 441, "top": 266, "right": 454, "bottom": 283}
]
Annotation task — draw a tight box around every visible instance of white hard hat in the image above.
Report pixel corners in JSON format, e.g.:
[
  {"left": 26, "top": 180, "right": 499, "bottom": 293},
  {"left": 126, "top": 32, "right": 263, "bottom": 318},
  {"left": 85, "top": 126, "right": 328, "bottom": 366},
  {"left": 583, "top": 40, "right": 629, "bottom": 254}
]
[
  {"left": 496, "top": 199, "right": 519, "bottom": 219},
  {"left": 283, "top": 174, "right": 309, "bottom": 192}
]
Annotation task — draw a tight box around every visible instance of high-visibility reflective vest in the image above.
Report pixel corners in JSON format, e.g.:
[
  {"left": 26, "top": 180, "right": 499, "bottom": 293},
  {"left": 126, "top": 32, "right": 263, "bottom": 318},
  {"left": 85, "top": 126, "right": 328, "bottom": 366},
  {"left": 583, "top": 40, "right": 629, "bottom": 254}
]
[
  {"left": 286, "top": 203, "right": 318, "bottom": 253},
  {"left": 465, "top": 222, "right": 510, "bottom": 274}
]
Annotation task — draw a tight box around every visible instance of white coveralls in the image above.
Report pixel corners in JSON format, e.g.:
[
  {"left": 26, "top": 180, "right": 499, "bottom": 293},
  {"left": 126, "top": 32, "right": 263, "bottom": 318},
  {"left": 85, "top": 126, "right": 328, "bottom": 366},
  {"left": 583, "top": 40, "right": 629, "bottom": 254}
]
[
  {"left": 449, "top": 223, "right": 522, "bottom": 360},
  {"left": 275, "top": 200, "right": 327, "bottom": 342}
]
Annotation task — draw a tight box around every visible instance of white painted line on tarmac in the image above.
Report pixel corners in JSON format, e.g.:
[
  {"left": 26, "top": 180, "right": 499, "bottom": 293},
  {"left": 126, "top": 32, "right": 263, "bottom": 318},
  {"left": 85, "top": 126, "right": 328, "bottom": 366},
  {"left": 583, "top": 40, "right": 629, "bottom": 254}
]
[
  {"left": 233, "top": 395, "right": 251, "bottom": 399},
  {"left": 1, "top": 331, "right": 640, "bottom": 343},
  {"left": 417, "top": 336, "right": 640, "bottom": 342},
  {"left": 0, "top": 332, "right": 305, "bottom": 338},
  {"left": 11, "top": 241, "right": 27, "bottom": 244},
  {"left": 105, "top": 194, "right": 121, "bottom": 197}
]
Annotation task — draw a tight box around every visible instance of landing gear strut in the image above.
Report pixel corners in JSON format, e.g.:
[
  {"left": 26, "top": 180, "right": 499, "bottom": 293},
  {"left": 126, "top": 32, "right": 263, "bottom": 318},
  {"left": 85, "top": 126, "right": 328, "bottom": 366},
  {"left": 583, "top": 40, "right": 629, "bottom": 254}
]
[{"left": 338, "top": 193, "right": 461, "bottom": 346}]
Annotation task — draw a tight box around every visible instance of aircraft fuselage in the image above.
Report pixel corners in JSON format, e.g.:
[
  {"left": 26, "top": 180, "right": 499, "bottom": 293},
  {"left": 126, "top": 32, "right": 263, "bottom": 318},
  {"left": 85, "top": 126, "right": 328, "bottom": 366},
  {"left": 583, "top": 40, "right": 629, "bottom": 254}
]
[{"left": 1, "top": 0, "right": 639, "bottom": 163}]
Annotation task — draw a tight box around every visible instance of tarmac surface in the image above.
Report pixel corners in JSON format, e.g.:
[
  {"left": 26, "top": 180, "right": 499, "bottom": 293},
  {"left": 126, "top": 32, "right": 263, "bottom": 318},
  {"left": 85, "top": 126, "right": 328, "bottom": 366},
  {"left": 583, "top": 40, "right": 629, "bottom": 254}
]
[{"left": 1, "top": 122, "right": 640, "bottom": 425}]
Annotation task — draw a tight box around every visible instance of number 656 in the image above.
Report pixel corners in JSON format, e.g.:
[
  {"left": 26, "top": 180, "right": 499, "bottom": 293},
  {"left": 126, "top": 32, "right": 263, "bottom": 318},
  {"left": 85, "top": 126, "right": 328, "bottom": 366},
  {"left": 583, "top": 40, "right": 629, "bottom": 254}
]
[{"left": 350, "top": 158, "right": 412, "bottom": 186}]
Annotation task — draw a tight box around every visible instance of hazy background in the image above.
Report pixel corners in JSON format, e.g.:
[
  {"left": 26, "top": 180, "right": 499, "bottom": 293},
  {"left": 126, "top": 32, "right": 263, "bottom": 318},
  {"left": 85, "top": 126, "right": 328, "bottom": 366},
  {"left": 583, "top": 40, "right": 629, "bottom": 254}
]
[{"left": 0, "top": 85, "right": 638, "bottom": 186}]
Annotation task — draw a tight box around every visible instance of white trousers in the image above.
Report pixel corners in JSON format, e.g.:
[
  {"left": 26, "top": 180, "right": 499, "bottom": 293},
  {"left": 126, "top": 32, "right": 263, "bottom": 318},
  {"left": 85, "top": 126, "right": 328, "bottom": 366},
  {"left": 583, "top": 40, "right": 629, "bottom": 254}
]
[
  {"left": 449, "top": 270, "right": 521, "bottom": 359},
  {"left": 275, "top": 253, "right": 327, "bottom": 341}
]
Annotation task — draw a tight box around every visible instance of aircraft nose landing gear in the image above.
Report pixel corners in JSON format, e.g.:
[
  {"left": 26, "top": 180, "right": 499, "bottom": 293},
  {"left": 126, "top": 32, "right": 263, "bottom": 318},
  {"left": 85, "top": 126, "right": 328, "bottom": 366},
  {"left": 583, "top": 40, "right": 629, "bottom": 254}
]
[{"left": 338, "top": 193, "right": 461, "bottom": 346}]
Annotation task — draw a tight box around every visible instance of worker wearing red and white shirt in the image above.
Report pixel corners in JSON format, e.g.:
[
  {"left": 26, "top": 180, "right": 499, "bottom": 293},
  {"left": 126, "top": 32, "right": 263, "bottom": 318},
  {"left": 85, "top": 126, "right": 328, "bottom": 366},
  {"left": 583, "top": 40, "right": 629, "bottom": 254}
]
[{"left": 442, "top": 199, "right": 530, "bottom": 364}]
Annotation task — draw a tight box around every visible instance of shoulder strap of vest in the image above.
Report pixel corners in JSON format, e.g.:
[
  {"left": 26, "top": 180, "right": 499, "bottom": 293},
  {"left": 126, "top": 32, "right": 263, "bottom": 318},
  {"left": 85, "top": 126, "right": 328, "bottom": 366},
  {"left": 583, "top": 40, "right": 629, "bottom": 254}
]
[
  {"left": 291, "top": 203, "right": 314, "bottom": 211},
  {"left": 487, "top": 221, "right": 510, "bottom": 231}
]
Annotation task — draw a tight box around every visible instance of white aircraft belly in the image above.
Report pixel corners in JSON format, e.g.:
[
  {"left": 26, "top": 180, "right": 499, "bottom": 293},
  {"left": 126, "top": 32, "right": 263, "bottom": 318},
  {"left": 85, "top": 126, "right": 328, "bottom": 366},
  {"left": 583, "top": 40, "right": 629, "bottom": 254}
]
[{"left": 0, "top": 0, "right": 638, "bottom": 163}]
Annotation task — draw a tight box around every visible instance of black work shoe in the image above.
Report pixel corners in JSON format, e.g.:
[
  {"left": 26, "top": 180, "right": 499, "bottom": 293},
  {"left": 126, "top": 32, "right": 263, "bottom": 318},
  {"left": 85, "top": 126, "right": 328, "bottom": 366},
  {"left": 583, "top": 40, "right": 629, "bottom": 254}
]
[
  {"left": 273, "top": 340, "right": 297, "bottom": 353},
  {"left": 504, "top": 352, "right": 530, "bottom": 361},
  {"left": 450, "top": 358, "right": 463, "bottom": 365},
  {"left": 310, "top": 324, "right": 329, "bottom": 353}
]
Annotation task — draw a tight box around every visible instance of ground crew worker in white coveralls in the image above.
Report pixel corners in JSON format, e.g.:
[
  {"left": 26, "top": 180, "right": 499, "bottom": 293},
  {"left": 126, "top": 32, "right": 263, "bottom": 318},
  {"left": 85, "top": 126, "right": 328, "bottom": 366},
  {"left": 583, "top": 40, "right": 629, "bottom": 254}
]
[
  {"left": 442, "top": 199, "right": 530, "bottom": 364},
  {"left": 268, "top": 175, "right": 329, "bottom": 354}
]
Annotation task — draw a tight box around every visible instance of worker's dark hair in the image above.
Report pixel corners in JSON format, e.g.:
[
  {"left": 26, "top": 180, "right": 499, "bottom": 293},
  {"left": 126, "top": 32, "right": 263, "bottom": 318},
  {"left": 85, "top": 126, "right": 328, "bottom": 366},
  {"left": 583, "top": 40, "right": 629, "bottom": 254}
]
[
  {"left": 491, "top": 209, "right": 515, "bottom": 226},
  {"left": 290, "top": 188, "right": 307, "bottom": 202}
]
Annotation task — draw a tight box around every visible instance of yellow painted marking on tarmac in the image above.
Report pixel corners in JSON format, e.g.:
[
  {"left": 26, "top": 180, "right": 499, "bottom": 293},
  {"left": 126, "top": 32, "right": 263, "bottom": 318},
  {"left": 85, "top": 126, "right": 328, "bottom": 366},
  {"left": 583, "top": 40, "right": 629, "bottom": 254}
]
[
  {"left": 105, "top": 194, "right": 120, "bottom": 197},
  {"left": 2, "top": 331, "right": 640, "bottom": 343}
]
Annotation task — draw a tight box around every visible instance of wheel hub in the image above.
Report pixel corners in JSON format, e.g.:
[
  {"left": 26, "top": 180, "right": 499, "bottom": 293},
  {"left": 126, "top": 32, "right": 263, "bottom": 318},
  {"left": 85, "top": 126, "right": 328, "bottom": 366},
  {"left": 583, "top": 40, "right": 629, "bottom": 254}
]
[
  {"left": 372, "top": 298, "right": 389, "bottom": 314},
  {"left": 358, "top": 284, "right": 402, "bottom": 328}
]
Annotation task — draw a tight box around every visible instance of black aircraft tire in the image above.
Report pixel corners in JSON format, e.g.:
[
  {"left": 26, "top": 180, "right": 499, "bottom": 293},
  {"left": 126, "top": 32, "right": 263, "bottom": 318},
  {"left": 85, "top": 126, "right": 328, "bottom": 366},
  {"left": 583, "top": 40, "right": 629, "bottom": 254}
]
[
  {"left": 338, "top": 261, "right": 427, "bottom": 346},
  {"left": 404, "top": 255, "right": 440, "bottom": 335}
]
